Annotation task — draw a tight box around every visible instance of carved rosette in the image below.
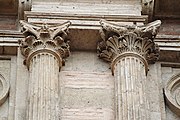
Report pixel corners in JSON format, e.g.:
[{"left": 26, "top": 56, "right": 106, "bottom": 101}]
[
  {"left": 97, "top": 19, "right": 161, "bottom": 74},
  {"left": 19, "top": 20, "right": 71, "bottom": 69}
]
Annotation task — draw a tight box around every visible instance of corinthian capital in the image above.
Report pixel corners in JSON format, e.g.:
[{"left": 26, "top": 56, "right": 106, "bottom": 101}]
[
  {"left": 97, "top": 19, "right": 161, "bottom": 64},
  {"left": 19, "top": 20, "right": 71, "bottom": 68}
]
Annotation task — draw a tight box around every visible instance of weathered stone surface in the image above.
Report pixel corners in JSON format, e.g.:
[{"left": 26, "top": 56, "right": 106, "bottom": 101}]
[
  {"left": 97, "top": 20, "right": 161, "bottom": 120},
  {"left": 19, "top": 20, "right": 71, "bottom": 68},
  {"left": 31, "top": 1, "right": 141, "bottom": 16},
  {"left": 14, "top": 49, "right": 29, "bottom": 120},
  {"left": 9, "top": 52, "right": 180, "bottom": 120},
  {"left": 97, "top": 19, "right": 161, "bottom": 65},
  {"left": 8, "top": 56, "right": 17, "bottom": 120},
  {"left": 161, "top": 66, "right": 180, "bottom": 119},
  {"left": 0, "top": 60, "right": 11, "bottom": 120},
  {"left": 19, "top": 21, "right": 71, "bottom": 120},
  {"left": 59, "top": 51, "right": 114, "bottom": 120},
  {"left": 147, "top": 63, "right": 166, "bottom": 120},
  {"left": 166, "top": 107, "right": 180, "bottom": 120},
  {"left": 164, "top": 73, "right": 180, "bottom": 116},
  {"left": 0, "top": 0, "right": 179, "bottom": 120}
]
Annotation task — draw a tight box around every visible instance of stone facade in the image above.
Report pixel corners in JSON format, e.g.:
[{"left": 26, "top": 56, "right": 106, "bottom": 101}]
[{"left": 0, "top": 0, "right": 179, "bottom": 120}]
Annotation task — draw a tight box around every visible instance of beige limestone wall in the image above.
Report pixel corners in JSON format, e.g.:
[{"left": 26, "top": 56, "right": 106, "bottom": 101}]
[
  {"left": 0, "top": 51, "right": 178, "bottom": 120},
  {"left": 147, "top": 63, "right": 166, "bottom": 120},
  {"left": 13, "top": 51, "right": 115, "bottom": 120},
  {"left": 31, "top": 0, "right": 141, "bottom": 16},
  {"left": 58, "top": 52, "right": 167, "bottom": 120},
  {"left": 8, "top": 57, "right": 17, "bottom": 120},
  {"left": 14, "top": 49, "right": 29, "bottom": 120},
  {"left": 0, "top": 60, "right": 11, "bottom": 120},
  {"left": 0, "top": 57, "right": 17, "bottom": 120},
  {"left": 59, "top": 51, "right": 115, "bottom": 120}
]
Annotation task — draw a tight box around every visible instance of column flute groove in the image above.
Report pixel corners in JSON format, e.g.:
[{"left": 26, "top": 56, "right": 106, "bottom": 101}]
[
  {"left": 19, "top": 20, "right": 71, "bottom": 120},
  {"left": 97, "top": 19, "right": 161, "bottom": 120}
]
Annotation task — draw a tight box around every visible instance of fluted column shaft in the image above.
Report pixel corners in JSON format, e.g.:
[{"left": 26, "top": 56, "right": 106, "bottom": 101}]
[
  {"left": 113, "top": 53, "right": 149, "bottom": 120},
  {"left": 19, "top": 20, "right": 71, "bottom": 120},
  {"left": 28, "top": 53, "right": 59, "bottom": 120},
  {"left": 97, "top": 20, "right": 161, "bottom": 120}
]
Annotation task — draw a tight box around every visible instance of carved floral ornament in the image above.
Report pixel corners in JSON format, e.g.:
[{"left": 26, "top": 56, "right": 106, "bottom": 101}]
[
  {"left": 97, "top": 19, "right": 161, "bottom": 74},
  {"left": 165, "top": 73, "right": 180, "bottom": 116},
  {"left": 19, "top": 20, "right": 71, "bottom": 69}
]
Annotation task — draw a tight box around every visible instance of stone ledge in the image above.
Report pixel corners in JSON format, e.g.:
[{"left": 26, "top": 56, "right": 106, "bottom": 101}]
[{"left": 25, "top": 11, "right": 148, "bottom": 29}]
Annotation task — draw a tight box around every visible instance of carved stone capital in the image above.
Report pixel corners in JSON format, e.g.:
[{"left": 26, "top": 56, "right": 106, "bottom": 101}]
[
  {"left": 97, "top": 19, "right": 161, "bottom": 73},
  {"left": 19, "top": 20, "right": 71, "bottom": 69}
]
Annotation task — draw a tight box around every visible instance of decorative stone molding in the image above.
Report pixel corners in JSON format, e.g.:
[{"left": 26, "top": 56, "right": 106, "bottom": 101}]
[
  {"left": 0, "top": 74, "right": 9, "bottom": 106},
  {"left": 97, "top": 19, "right": 161, "bottom": 74},
  {"left": 164, "top": 73, "right": 180, "bottom": 116},
  {"left": 19, "top": 20, "right": 71, "bottom": 69}
]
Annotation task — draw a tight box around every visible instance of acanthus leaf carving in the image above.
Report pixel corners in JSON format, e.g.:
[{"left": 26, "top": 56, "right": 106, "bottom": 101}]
[
  {"left": 19, "top": 20, "right": 71, "bottom": 68},
  {"left": 97, "top": 19, "right": 161, "bottom": 64}
]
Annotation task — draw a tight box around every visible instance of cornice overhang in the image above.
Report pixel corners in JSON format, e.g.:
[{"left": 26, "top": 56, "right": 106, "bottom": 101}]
[{"left": 24, "top": 11, "right": 148, "bottom": 29}]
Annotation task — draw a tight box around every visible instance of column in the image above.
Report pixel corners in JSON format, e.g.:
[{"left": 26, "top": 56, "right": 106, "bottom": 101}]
[
  {"left": 97, "top": 20, "right": 161, "bottom": 120},
  {"left": 19, "top": 20, "right": 71, "bottom": 120}
]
